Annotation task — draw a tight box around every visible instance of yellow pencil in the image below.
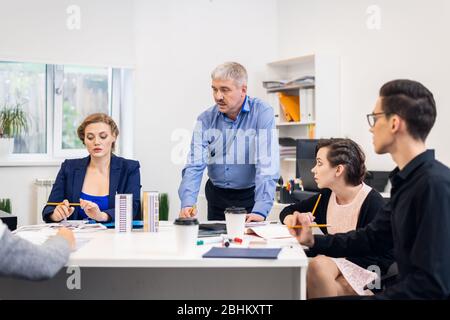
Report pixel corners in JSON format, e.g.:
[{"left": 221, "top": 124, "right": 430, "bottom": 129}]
[
  {"left": 287, "top": 224, "right": 330, "bottom": 229},
  {"left": 311, "top": 194, "right": 322, "bottom": 216},
  {"left": 189, "top": 204, "right": 197, "bottom": 216},
  {"left": 46, "top": 202, "right": 80, "bottom": 206}
]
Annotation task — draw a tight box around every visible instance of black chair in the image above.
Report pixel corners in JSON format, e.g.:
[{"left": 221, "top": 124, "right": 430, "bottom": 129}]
[
  {"left": 364, "top": 171, "right": 390, "bottom": 193},
  {"left": 0, "top": 210, "right": 17, "bottom": 231},
  {"left": 291, "top": 139, "right": 319, "bottom": 202}
]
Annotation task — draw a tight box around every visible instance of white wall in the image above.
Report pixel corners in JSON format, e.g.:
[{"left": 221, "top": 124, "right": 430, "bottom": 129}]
[
  {"left": 133, "top": 0, "right": 278, "bottom": 219},
  {"left": 277, "top": 0, "right": 450, "bottom": 170},
  {"left": 0, "top": 0, "right": 135, "bottom": 67},
  {"left": 0, "top": 166, "right": 60, "bottom": 225},
  {"left": 0, "top": 0, "right": 135, "bottom": 226}
]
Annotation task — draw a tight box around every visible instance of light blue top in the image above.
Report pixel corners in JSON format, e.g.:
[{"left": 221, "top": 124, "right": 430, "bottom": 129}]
[
  {"left": 178, "top": 96, "right": 280, "bottom": 218},
  {"left": 79, "top": 192, "right": 109, "bottom": 220}
]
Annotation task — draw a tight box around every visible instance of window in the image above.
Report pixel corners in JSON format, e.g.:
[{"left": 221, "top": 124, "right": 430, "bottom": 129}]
[
  {"left": 0, "top": 61, "right": 131, "bottom": 162},
  {"left": 54, "top": 65, "right": 112, "bottom": 157},
  {"left": 0, "top": 62, "right": 47, "bottom": 154}
]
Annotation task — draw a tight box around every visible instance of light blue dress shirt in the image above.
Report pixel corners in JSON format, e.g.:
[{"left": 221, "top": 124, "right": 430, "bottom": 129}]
[{"left": 178, "top": 96, "right": 280, "bottom": 217}]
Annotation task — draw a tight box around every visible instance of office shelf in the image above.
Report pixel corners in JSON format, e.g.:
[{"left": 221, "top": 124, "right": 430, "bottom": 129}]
[
  {"left": 264, "top": 53, "right": 341, "bottom": 181},
  {"left": 276, "top": 121, "right": 315, "bottom": 127}
]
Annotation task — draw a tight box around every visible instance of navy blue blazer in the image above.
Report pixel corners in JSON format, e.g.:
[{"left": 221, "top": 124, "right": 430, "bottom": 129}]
[{"left": 42, "top": 154, "right": 141, "bottom": 222}]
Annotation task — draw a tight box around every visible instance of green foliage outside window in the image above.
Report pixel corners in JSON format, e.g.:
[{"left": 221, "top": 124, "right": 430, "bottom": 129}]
[{"left": 62, "top": 101, "right": 84, "bottom": 149}]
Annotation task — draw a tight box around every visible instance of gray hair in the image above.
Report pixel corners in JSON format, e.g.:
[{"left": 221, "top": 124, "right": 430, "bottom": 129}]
[{"left": 211, "top": 62, "right": 248, "bottom": 86}]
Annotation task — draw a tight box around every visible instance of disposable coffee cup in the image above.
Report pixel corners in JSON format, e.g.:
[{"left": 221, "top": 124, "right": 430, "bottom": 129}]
[
  {"left": 224, "top": 207, "right": 247, "bottom": 239},
  {"left": 174, "top": 217, "right": 199, "bottom": 255}
]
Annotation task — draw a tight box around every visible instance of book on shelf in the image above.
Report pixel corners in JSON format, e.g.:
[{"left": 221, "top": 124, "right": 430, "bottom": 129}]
[
  {"left": 280, "top": 148, "right": 296, "bottom": 158},
  {"left": 279, "top": 140, "right": 296, "bottom": 158},
  {"left": 263, "top": 76, "right": 315, "bottom": 90},
  {"left": 267, "top": 92, "right": 280, "bottom": 121},
  {"left": 287, "top": 76, "right": 315, "bottom": 86},
  {"left": 307, "top": 124, "right": 315, "bottom": 139},
  {"left": 262, "top": 80, "right": 289, "bottom": 89},
  {"left": 300, "top": 88, "right": 315, "bottom": 122},
  {"left": 278, "top": 92, "right": 300, "bottom": 122}
]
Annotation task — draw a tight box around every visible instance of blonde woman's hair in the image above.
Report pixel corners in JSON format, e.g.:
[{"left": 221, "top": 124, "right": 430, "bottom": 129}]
[{"left": 77, "top": 113, "right": 119, "bottom": 151}]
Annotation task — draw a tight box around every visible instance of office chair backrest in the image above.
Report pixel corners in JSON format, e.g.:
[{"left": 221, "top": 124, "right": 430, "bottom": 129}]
[
  {"left": 364, "top": 171, "right": 390, "bottom": 193},
  {"left": 296, "top": 139, "right": 319, "bottom": 191}
]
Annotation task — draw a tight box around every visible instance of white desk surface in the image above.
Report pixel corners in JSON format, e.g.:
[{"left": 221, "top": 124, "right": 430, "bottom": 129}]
[{"left": 68, "top": 221, "right": 308, "bottom": 268}]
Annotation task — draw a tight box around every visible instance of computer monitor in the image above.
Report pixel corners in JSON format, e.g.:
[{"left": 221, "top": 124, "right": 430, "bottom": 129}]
[{"left": 296, "top": 139, "right": 319, "bottom": 191}]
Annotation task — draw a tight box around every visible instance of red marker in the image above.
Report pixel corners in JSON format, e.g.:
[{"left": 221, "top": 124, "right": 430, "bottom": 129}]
[{"left": 233, "top": 237, "right": 243, "bottom": 244}]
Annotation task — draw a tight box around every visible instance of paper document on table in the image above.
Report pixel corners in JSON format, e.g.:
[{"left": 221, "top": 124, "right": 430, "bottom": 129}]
[
  {"left": 246, "top": 224, "right": 293, "bottom": 239},
  {"left": 14, "top": 221, "right": 107, "bottom": 233},
  {"left": 13, "top": 221, "right": 106, "bottom": 250},
  {"left": 245, "top": 220, "right": 278, "bottom": 228},
  {"left": 15, "top": 229, "right": 57, "bottom": 246}
]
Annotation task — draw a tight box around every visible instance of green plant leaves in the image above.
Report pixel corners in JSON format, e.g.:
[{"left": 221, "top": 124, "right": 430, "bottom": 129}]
[
  {"left": 0, "top": 198, "right": 12, "bottom": 214},
  {"left": 159, "top": 193, "right": 169, "bottom": 221},
  {"left": 0, "top": 102, "right": 29, "bottom": 138}
]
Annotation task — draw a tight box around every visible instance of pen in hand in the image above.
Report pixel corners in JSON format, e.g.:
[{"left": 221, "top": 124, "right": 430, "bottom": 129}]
[{"left": 189, "top": 204, "right": 197, "bottom": 217}]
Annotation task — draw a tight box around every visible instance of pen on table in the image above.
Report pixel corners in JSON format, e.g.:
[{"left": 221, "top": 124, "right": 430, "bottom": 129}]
[
  {"left": 311, "top": 194, "right": 322, "bottom": 216},
  {"left": 222, "top": 237, "right": 243, "bottom": 247},
  {"left": 196, "top": 236, "right": 224, "bottom": 246}
]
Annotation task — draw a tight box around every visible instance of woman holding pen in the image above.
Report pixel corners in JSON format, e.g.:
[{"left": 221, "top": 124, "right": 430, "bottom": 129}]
[
  {"left": 42, "top": 113, "right": 141, "bottom": 223},
  {"left": 280, "top": 138, "right": 393, "bottom": 298}
]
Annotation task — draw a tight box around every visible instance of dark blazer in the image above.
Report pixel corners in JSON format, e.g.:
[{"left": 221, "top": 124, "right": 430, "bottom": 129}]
[
  {"left": 42, "top": 154, "right": 141, "bottom": 222},
  {"left": 279, "top": 188, "right": 394, "bottom": 274},
  {"left": 310, "top": 151, "right": 450, "bottom": 299}
]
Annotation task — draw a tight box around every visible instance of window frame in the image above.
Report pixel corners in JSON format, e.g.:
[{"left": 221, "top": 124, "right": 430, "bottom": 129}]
[
  {"left": 0, "top": 61, "right": 130, "bottom": 164},
  {"left": 53, "top": 65, "right": 113, "bottom": 158}
]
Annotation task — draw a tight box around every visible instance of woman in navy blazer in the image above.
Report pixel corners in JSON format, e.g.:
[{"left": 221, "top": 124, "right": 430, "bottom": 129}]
[{"left": 42, "top": 113, "right": 141, "bottom": 222}]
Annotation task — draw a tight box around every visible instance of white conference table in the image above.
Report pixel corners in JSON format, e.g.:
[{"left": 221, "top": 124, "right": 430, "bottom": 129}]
[{"left": 0, "top": 222, "right": 308, "bottom": 300}]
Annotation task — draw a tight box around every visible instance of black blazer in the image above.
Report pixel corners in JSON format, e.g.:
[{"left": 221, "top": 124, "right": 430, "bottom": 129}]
[
  {"left": 280, "top": 188, "right": 394, "bottom": 274},
  {"left": 42, "top": 154, "right": 141, "bottom": 222}
]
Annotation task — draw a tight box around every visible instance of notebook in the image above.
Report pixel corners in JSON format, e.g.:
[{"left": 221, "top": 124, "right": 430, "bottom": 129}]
[{"left": 202, "top": 247, "right": 281, "bottom": 259}]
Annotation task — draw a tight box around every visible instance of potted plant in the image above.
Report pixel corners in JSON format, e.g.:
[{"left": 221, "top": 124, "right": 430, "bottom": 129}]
[
  {"left": 0, "top": 198, "right": 12, "bottom": 214},
  {"left": 0, "top": 102, "right": 29, "bottom": 157},
  {"left": 159, "top": 193, "right": 169, "bottom": 221}
]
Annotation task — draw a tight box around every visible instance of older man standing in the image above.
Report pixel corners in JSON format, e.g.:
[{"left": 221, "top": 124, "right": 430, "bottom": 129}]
[{"left": 178, "top": 62, "right": 279, "bottom": 222}]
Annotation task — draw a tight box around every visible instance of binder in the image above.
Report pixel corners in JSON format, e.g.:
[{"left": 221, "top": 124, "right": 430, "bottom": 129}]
[
  {"left": 278, "top": 92, "right": 300, "bottom": 122},
  {"left": 300, "top": 88, "right": 315, "bottom": 122},
  {"left": 202, "top": 247, "right": 281, "bottom": 259}
]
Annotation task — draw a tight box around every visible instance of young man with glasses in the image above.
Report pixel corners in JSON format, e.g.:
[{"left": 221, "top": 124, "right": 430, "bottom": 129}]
[{"left": 290, "top": 79, "right": 450, "bottom": 299}]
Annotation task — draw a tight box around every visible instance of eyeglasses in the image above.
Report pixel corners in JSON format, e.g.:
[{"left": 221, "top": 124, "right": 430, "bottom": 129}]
[{"left": 366, "top": 112, "right": 389, "bottom": 127}]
